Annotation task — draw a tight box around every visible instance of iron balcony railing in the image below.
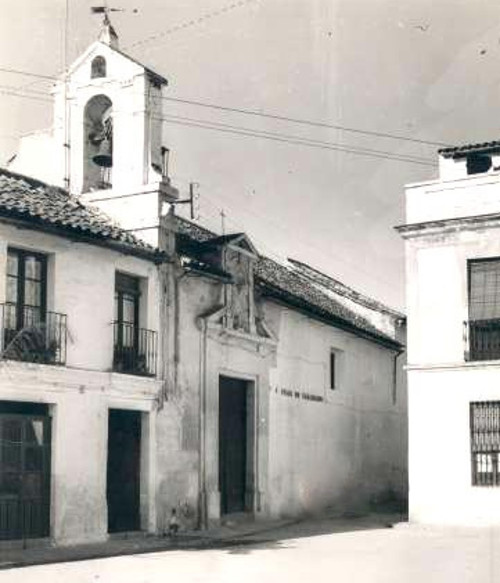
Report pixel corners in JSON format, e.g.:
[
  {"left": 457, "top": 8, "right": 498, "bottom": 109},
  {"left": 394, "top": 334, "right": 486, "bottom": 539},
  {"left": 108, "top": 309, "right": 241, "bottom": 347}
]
[
  {"left": 112, "top": 321, "right": 157, "bottom": 377},
  {"left": 0, "top": 303, "right": 67, "bottom": 365},
  {"left": 466, "top": 318, "right": 500, "bottom": 362}
]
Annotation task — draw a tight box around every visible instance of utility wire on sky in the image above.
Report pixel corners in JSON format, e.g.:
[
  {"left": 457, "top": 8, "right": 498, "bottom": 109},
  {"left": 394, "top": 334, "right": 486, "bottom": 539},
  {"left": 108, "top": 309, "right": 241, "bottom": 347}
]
[
  {"left": 123, "top": 0, "right": 262, "bottom": 50},
  {"left": 0, "top": 68, "right": 55, "bottom": 81},
  {"left": 0, "top": 89, "right": 52, "bottom": 103},
  {"left": 157, "top": 114, "right": 436, "bottom": 167},
  {"left": 0, "top": 67, "right": 447, "bottom": 150},
  {"left": 197, "top": 188, "right": 400, "bottom": 296},
  {"left": 159, "top": 95, "right": 450, "bottom": 148},
  {"left": 0, "top": 86, "right": 437, "bottom": 166},
  {"left": 0, "top": 70, "right": 439, "bottom": 167}
]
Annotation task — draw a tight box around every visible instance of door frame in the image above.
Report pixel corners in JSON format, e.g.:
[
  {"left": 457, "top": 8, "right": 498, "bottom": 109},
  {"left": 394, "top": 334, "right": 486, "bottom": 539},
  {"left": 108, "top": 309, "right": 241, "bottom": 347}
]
[
  {"left": 105, "top": 403, "right": 156, "bottom": 535},
  {"left": 217, "top": 373, "right": 257, "bottom": 516},
  {"left": 0, "top": 404, "right": 52, "bottom": 541},
  {"left": 106, "top": 408, "right": 142, "bottom": 534}
]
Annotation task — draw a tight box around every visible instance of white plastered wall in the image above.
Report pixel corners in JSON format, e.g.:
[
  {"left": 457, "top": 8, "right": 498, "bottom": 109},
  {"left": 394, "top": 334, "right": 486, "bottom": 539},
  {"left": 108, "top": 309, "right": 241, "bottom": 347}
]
[
  {"left": 0, "top": 224, "right": 163, "bottom": 544},
  {"left": 264, "top": 303, "right": 407, "bottom": 518}
]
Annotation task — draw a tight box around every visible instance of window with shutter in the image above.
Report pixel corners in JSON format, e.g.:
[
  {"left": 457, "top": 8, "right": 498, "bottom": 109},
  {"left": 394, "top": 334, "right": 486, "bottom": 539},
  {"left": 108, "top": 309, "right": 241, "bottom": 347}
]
[{"left": 468, "top": 259, "right": 500, "bottom": 360}]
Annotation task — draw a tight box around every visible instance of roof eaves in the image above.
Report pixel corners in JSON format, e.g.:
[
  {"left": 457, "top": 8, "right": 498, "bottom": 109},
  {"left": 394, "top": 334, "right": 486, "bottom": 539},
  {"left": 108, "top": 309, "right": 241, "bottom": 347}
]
[
  {"left": 0, "top": 210, "right": 166, "bottom": 263},
  {"left": 438, "top": 140, "right": 500, "bottom": 158},
  {"left": 257, "top": 278, "right": 403, "bottom": 351},
  {"left": 287, "top": 257, "right": 405, "bottom": 319}
]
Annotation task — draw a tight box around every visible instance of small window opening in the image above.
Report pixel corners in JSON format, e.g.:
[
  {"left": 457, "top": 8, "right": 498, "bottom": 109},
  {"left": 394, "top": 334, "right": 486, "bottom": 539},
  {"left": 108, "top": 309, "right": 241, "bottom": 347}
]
[
  {"left": 330, "top": 351, "right": 336, "bottom": 390},
  {"left": 91, "top": 56, "right": 107, "bottom": 79},
  {"left": 466, "top": 154, "right": 492, "bottom": 175}
]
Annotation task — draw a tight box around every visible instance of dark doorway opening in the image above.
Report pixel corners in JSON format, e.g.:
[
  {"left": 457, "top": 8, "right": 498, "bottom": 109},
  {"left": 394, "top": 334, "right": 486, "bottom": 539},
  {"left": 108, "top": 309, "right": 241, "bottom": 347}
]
[
  {"left": 106, "top": 409, "right": 141, "bottom": 533},
  {"left": 219, "top": 376, "right": 252, "bottom": 516},
  {"left": 0, "top": 401, "right": 51, "bottom": 540}
]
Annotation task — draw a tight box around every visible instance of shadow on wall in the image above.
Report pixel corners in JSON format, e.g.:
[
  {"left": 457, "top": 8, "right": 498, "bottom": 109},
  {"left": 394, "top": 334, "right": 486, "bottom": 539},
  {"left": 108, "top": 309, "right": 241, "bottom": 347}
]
[{"left": 369, "top": 488, "right": 408, "bottom": 515}]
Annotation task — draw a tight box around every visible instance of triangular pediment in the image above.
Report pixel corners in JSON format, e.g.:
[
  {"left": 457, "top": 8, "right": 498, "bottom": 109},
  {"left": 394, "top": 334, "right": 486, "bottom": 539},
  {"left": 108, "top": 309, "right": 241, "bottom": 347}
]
[
  {"left": 65, "top": 41, "right": 167, "bottom": 86},
  {"left": 207, "top": 232, "right": 259, "bottom": 259}
]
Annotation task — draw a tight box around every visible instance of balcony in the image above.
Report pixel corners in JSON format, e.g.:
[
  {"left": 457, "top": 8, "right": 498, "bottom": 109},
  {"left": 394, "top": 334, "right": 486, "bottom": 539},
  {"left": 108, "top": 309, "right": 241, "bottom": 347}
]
[
  {"left": 112, "top": 322, "right": 157, "bottom": 377},
  {"left": 467, "top": 319, "right": 500, "bottom": 361},
  {"left": 0, "top": 303, "right": 67, "bottom": 365}
]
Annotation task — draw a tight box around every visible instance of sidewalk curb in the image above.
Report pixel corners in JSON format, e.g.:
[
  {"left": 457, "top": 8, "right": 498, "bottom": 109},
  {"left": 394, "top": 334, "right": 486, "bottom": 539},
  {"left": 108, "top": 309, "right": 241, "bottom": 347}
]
[
  {"left": 0, "top": 520, "right": 298, "bottom": 571},
  {"left": 0, "top": 513, "right": 404, "bottom": 571}
]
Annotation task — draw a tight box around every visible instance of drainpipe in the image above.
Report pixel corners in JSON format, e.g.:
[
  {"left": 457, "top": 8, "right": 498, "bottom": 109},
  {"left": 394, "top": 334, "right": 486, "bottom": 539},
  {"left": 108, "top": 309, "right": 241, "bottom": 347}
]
[
  {"left": 197, "top": 316, "right": 208, "bottom": 530},
  {"left": 392, "top": 349, "right": 404, "bottom": 405},
  {"left": 173, "top": 270, "right": 182, "bottom": 396}
]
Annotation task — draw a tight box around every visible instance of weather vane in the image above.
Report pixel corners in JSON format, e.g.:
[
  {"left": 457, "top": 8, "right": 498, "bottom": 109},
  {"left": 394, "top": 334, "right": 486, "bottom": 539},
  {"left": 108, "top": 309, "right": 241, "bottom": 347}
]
[{"left": 91, "top": 5, "right": 139, "bottom": 22}]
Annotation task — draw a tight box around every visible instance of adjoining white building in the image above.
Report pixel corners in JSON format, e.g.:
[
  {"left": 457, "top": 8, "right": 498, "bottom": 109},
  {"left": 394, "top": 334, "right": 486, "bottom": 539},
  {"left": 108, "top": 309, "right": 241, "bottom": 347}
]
[
  {"left": 398, "top": 140, "right": 500, "bottom": 525},
  {"left": 0, "top": 17, "right": 407, "bottom": 545},
  {"left": 0, "top": 168, "right": 165, "bottom": 545}
]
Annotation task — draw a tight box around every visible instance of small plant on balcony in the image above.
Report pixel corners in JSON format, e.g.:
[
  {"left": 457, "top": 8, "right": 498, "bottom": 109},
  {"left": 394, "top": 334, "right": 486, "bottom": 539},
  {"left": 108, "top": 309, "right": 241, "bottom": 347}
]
[{"left": 2, "top": 326, "right": 58, "bottom": 364}]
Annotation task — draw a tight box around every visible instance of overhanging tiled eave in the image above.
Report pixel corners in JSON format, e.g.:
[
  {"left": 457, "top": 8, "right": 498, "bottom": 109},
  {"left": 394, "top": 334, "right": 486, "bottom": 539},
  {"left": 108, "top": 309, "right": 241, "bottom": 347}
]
[
  {"left": 258, "top": 279, "right": 404, "bottom": 352},
  {"left": 0, "top": 213, "right": 169, "bottom": 263},
  {"left": 439, "top": 141, "right": 500, "bottom": 159}
]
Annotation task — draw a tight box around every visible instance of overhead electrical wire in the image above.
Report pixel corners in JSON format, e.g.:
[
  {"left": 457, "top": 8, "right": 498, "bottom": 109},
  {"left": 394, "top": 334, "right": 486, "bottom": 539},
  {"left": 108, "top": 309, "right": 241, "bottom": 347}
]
[
  {"left": 0, "top": 83, "right": 437, "bottom": 166},
  {"left": 0, "top": 66, "right": 446, "bottom": 151},
  {"left": 0, "top": 83, "right": 51, "bottom": 97},
  {"left": 157, "top": 114, "right": 437, "bottom": 167},
  {"left": 193, "top": 186, "right": 402, "bottom": 296},
  {"left": 0, "top": 67, "right": 56, "bottom": 81},
  {"left": 124, "top": 0, "right": 261, "bottom": 50},
  {"left": 0, "top": 89, "right": 52, "bottom": 103},
  {"left": 159, "top": 95, "right": 450, "bottom": 148}
]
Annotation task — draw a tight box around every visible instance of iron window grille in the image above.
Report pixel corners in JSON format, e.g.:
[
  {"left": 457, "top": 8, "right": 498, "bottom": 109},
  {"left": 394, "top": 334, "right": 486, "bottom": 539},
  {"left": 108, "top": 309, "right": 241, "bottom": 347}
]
[{"left": 470, "top": 401, "right": 500, "bottom": 486}]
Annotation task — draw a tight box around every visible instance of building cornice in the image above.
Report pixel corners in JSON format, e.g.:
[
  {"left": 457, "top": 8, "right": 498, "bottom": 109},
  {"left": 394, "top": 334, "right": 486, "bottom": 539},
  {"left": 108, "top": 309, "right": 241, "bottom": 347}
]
[
  {"left": 395, "top": 212, "right": 500, "bottom": 239},
  {"left": 406, "top": 359, "right": 500, "bottom": 372}
]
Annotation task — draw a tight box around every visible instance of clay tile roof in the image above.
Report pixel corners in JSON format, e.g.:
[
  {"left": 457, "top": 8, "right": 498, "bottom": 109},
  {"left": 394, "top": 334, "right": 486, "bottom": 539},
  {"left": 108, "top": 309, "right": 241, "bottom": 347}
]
[
  {"left": 174, "top": 216, "right": 402, "bottom": 350},
  {"left": 254, "top": 256, "right": 401, "bottom": 349},
  {"left": 438, "top": 140, "right": 500, "bottom": 158},
  {"left": 0, "top": 168, "right": 162, "bottom": 261}
]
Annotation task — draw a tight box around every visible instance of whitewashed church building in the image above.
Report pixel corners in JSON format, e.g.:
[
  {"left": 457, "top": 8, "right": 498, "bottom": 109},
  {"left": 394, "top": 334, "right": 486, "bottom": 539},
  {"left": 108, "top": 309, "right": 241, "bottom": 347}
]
[{"left": 0, "top": 18, "right": 407, "bottom": 545}]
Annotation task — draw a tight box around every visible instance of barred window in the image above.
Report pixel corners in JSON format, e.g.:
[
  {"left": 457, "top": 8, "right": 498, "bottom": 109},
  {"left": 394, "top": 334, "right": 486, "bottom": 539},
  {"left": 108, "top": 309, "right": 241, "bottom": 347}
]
[{"left": 470, "top": 401, "right": 500, "bottom": 486}]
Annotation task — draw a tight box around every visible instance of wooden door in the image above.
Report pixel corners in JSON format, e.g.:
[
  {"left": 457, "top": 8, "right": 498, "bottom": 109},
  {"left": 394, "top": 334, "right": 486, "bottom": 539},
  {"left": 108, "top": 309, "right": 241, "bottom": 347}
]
[
  {"left": 107, "top": 409, "right": 141, "bottom": 533},
  {"left": 219, "top": 377, "right": 248, "bottom": 515},
  {"left": 0, "top": 406, "right": 51, "bottom": 540}
]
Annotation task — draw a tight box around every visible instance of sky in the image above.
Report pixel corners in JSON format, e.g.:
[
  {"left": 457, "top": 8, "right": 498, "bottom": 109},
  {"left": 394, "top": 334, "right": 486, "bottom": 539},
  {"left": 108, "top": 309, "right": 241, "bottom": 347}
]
[{"left": 1, "top": 0, "right": 500, "bottom": 311}]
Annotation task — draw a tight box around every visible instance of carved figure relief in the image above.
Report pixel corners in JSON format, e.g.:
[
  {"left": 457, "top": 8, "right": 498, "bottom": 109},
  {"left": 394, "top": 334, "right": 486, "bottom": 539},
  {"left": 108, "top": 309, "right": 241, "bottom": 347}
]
[{"left": 224, "top": 248, "right": 252, "bottom": 333}]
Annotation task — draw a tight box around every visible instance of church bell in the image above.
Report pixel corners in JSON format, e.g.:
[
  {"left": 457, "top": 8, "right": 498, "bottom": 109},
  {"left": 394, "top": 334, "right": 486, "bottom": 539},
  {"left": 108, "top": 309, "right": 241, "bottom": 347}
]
[{"left": 92, "top": 138, "right": 113, "bottom": 167}]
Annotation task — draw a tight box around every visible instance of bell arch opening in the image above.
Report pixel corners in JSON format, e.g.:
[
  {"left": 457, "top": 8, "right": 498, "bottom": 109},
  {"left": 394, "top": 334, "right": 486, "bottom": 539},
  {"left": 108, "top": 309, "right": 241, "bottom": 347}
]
[{"left": 83, "top": 94, "right": 113, "bottom": 192}]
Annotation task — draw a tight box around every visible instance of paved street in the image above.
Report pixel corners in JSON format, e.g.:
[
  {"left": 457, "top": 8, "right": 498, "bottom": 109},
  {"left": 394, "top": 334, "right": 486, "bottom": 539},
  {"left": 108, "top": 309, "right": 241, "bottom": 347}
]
[{"left": 0, "top": 517, "right": 499, "bottom": 583}]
